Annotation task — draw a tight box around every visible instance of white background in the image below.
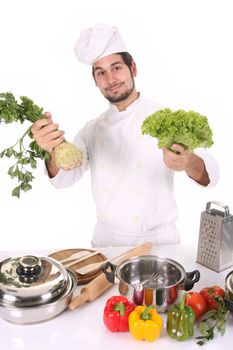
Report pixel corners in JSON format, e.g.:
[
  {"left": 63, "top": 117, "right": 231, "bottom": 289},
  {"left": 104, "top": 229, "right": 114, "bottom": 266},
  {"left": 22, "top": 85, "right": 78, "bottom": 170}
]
[{"left": 0, "top": 0, "right": 232, "bottom": 251}]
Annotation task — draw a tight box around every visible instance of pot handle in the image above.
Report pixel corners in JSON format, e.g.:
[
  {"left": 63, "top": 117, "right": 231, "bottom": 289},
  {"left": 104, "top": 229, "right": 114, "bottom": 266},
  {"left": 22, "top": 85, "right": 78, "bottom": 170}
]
[
  {"left": 101, "top": 261, "right": 117, "bottom": 284},
  {"left": 184, "top": 270, "right": 200, "bottom": 291}
]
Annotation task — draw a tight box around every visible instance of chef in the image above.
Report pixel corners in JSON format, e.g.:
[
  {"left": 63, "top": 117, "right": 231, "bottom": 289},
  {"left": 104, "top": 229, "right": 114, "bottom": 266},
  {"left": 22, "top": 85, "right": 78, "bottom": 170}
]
[{"left": 31, "top": 23, "right": 219, "bottom": 247}]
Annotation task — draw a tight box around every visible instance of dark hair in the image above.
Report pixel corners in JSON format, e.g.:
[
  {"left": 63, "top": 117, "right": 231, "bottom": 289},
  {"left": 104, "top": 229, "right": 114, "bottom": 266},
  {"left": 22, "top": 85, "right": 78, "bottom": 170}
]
[
  {"left": 92, "top": 52, "right": 133, "bottom": 78},
  {"left": 118, "top": 52, "right": 133, "bottom": 69}
]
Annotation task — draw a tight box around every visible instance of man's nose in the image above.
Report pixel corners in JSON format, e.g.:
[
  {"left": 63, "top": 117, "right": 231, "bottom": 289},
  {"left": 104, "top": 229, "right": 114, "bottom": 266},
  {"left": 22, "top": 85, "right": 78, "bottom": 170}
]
[{"left": 106, "top": 71, "right": 117, "bottom": 85}]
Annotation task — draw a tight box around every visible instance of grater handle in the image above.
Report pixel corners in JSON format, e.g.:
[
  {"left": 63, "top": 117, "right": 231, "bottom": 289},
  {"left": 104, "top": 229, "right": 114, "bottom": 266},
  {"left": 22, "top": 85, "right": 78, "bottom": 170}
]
[{"left": 206, "top": 201, "right": 230, "bottom": 217}]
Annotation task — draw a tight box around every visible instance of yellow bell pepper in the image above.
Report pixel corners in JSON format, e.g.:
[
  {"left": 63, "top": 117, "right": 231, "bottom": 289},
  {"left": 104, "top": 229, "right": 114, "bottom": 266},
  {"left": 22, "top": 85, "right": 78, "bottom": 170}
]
[{"left": 128, "top": 305, "right": 163, "bottom": 341}]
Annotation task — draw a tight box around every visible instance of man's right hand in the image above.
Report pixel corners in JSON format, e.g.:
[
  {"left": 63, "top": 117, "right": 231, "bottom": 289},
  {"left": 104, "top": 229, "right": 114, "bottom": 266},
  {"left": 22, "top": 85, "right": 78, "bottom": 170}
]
[
  {"left": 31, "top": 112, "right": 65, "bottom": 153},
  {"left": 31, "top": 112, "right": 65, "bottom": 178}
]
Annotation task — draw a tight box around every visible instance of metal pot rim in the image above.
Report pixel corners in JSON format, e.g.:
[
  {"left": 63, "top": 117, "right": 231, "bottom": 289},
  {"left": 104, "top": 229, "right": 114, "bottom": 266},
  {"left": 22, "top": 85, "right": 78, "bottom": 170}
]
[
  {"left": 225, "top": 270, "right": 233, "bottom": 294},
  {"left": 115, "top": 254, "right": 186, "bottom": 288}
]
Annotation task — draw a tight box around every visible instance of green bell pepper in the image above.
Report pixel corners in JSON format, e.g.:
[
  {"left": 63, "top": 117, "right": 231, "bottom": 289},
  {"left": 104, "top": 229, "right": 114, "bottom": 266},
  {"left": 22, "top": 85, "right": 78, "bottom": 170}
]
[{"left": 167, "top": 292, "right": 195, "bottom": 341}]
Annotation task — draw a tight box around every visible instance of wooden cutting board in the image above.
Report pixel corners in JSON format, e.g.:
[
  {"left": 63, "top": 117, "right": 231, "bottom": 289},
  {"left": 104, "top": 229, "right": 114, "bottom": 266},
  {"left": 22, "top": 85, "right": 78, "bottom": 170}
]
[{"left": 49, "top": 248, "right": 107, "bottom": 285}]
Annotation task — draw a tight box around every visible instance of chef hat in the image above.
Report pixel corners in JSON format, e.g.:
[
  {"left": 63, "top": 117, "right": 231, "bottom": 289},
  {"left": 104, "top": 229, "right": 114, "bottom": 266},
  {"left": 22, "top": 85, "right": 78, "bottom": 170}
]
[{"left": 74, "top": 23, "right": 127, "bottom": 65}]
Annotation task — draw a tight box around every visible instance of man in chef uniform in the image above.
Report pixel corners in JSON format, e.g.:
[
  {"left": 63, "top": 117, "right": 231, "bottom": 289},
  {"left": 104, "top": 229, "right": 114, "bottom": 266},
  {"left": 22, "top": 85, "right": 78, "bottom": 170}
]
[{"left": 32, "top": 23, "right": 219, "bottom": 247}]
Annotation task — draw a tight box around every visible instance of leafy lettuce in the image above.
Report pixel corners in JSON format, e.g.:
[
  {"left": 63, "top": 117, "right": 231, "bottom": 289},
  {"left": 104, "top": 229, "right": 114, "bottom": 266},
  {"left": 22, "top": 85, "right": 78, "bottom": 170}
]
[{"left": 141, "top": 108, "right": 214, "bottom": 151}]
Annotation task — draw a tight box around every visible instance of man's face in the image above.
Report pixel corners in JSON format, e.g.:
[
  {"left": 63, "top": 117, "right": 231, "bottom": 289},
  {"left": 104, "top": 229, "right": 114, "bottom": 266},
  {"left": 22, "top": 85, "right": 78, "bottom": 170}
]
[{"left": 93, "top": 54, "right": 136, "bottom": 103}]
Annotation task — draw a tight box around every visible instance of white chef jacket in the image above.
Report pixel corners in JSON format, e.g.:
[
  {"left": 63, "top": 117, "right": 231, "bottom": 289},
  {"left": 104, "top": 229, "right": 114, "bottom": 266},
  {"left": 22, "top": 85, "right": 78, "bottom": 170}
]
[{"left": 49, "top": 95, "right": 219, "bottom": 246}]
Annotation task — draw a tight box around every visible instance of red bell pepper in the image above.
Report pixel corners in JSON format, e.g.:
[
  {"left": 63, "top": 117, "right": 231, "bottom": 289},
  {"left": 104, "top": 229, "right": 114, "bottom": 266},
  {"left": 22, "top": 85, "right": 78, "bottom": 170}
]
[
  {"left": 200, "top": 285, "right": 225, "bottom": 310},
  {"left": 103, "top": 295, "right": 135, "bottom": 332},
  {"left": 185, "top": 292, "right": 207, "bottom": 320}
]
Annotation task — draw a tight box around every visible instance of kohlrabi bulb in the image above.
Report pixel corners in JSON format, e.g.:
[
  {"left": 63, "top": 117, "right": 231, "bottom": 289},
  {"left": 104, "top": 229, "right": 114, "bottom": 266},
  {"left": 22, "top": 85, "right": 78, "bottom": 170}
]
[{"left": 54, "top": 141, "right": 83, "bottom": 171}]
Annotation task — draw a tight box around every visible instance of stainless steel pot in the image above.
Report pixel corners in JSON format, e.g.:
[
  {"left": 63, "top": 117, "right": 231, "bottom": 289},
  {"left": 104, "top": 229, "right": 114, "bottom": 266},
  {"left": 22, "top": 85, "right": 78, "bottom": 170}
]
[
  {"left": 0, "top": 254, "right": 77, "bottom": 324},
  {"left": 224, "top": 270, "right": 233, "bottom": 312},
  {"left": 102, "top": 255, "right": 200, "bottom": 312}
]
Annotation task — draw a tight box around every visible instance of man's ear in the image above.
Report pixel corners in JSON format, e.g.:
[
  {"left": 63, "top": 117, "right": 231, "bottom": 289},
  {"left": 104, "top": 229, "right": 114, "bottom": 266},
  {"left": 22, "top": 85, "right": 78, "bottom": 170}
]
[{"left": 131, "top": 60, "right": 137, "bottom": 77}]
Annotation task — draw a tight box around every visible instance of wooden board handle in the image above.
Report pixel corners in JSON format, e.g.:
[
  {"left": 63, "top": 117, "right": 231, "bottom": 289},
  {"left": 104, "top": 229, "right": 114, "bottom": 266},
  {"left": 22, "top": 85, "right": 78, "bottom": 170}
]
[{"left": 69, "top": 241, "right": 153, "bottom": 310}]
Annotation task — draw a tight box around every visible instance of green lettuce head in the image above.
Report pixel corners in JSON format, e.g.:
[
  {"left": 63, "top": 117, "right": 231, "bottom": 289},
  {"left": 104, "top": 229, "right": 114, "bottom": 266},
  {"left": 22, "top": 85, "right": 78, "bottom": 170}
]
[{"left": 141, "top": 108, "right": 214, "bottom": 151}]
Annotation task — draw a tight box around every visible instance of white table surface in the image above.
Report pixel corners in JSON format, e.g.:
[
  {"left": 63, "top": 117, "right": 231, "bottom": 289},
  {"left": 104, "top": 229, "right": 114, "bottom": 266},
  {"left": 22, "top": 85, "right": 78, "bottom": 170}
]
[{"left": 1, "top": 244, "right": 233, "bottom": 350}]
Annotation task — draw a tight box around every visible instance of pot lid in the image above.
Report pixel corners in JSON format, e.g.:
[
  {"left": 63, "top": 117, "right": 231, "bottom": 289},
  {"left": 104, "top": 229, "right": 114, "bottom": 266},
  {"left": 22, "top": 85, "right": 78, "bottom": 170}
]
[{"left": 0, "top": 255, "right": 70, "bottom": 307}]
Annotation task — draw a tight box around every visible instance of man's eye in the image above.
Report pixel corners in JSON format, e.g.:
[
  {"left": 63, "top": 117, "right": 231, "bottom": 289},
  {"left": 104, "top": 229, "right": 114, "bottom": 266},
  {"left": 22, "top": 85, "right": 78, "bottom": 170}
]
[
  {"left": 113, "top": 66, "right": 121, "bottom": 71},
  {"left": 97, "top": 71, "right": 105, "bottom": 76}
]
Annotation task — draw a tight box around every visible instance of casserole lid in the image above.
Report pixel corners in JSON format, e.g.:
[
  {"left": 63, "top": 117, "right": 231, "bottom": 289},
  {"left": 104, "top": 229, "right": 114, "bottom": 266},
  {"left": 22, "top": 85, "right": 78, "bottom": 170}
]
[{"left": 0, "top": 255, "right": 70, "bottom": 307}]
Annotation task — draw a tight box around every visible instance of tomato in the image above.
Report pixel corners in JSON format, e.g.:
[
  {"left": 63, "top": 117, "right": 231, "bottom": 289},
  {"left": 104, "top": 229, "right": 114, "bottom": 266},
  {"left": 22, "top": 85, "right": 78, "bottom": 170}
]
[
  {"left": 185, "top": 292, "right": 207, "bottom": 320},
  {"left": 199, "top": 285, "right": 225, "bottom": 310}
]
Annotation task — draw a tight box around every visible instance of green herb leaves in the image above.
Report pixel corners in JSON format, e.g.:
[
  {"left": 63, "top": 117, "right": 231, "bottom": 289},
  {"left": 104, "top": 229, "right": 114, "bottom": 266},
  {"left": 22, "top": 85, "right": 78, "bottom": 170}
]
[
  {"left": 0, "top": 92, "right": 24, "bottom": 124},
  {"left": 0, "top": 92, "right": 50, "bottom": 197},
  {"left": 141, "top": 108, "right": 214, "bottom": 151},
  {"left": 0, "top": 92, "right": 44, "bottom": 124},
  {"left": 196, "top": 294, "right": 228, "bottom": 346}
]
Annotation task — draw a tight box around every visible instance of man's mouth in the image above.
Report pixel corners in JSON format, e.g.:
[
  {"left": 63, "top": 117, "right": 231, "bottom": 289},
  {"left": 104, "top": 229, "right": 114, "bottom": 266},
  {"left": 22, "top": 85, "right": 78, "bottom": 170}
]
[{"left": 107, "top": 83, "right": 124, "bottom": 93}]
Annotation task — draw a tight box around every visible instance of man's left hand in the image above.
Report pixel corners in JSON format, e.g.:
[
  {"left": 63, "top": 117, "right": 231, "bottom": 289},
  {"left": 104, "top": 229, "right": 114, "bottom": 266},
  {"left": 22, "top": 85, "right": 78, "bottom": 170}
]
[{"left": 162, "top": 144, "right": 210, "bottom": 186}]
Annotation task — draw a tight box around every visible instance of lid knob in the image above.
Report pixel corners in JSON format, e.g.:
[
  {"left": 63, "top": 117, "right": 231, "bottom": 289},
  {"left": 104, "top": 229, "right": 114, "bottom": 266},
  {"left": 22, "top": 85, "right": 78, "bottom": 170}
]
[{"left": 16, "top": 255, "right": 41, "bottom": 283}]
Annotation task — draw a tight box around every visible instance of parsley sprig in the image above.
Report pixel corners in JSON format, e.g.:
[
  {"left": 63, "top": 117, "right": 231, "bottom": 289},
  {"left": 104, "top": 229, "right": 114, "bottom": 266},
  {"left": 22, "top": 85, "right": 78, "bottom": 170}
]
[
  {"left": 196, "top": 291, "right": 228, "bottom": 346},
  {"left": 0, "top": 92, "right": 50, "bottom": 197}
]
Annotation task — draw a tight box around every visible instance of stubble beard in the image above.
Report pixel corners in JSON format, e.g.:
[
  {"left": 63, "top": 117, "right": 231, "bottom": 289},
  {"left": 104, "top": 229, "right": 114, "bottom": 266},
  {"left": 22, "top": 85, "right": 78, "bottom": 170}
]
[{"left": 104, "top": 79, "right": 135, "bottom": 103}]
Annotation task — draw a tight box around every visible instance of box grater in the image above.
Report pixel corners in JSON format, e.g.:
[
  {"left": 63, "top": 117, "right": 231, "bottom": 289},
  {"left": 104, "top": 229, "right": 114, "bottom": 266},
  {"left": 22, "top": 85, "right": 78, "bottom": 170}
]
[{"left": 196, "top": 201, "right": 233, "bottom": 272}]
